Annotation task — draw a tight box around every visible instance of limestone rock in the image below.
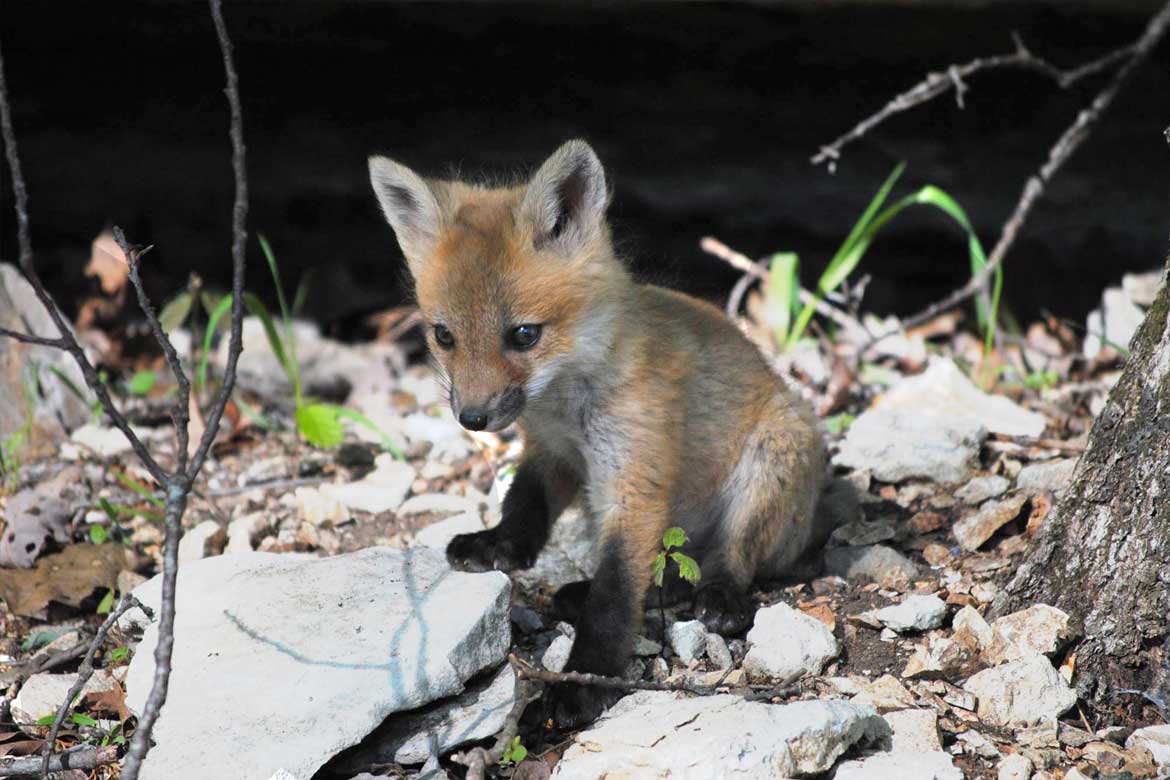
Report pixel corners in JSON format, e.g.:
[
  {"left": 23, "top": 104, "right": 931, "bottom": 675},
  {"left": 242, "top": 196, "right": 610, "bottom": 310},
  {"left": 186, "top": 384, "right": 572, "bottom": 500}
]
[
  {"left": 873, "top": 595, "right": 947, "bottom": 633},
  {"left": 996, "top": 753, "right": 1033, "bottom": 780},
  {"left": 852, "top": 674, "right": 916, "bottom": 712},
  {"left": 743, "top": 602, "right": 838, "bottom": 681},
  {"left": 956, "top": 475, "right": 1011, "bottom": 505},
  {"left": 883, "top": 708, "right": 942, "bottom": 753},
  {"left": 124, "top": 548, "right": 511, "bottom": 780},
  {"left": 1126, "top": 724, "right": 1170, "bottom": 768},
  {"left": 551, "top": 692, "right": 886, "bottom": 779},
  {"left": 514, "top": 507, "right": 599, "bottom": 590},
  {"left": 952, "top": 493, "right": 1028, "bottom": 552},
  {"left": 12, "top": 670, "right": 119, "bottom": 726},
  {"left": 667, "top": 620, "right": 707, "bottom": 664},
  {"left": 542, "top": 635, "right": 573, "bottom": 673},
  {"left": 705, "top": 633, "right": 733, "bottom": 670},
  {"left": 962, "top": 655, "right": 1076, "bottom": 727},
  {"left": 323, "top": 454, "right": 415, "bottom": 515},
  {"left": 986, "top": 605, "right": 1071, "bottom": 664},
  {"left": 329, "top": 664, "right": 516, "bottom": 770},
  {"left": 824, "top": 545, "right": 919, "bottom": 585},
  {"left": 871, "top": 357, "right": 1046, "bottom": 438},
  {"left": 1015, "top": 459, "right": 1078, "bottom": 496},
  {"left": 177, "top": 520, "right": 226, "bottom": 562},
  {"left": 0, "top": 263, "right": 92, "bottom": 441},
  {"left": 412, "top": 512, "right": 489, "bottom": 549},
  {"left": 833, "top": 751, "right": 961, "bottom": 780},
  {"left": 833, "top": 409, "right": 985, "bottom": 485}
]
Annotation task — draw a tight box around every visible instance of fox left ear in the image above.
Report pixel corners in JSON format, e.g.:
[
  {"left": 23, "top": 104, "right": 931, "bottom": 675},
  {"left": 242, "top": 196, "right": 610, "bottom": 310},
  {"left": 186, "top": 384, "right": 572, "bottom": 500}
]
[
  {"left": 519, "top": 139, "right": 609, "bottom": 254},
  {"left": 368, "top": 155, "right": 444, "bottom": 275}
]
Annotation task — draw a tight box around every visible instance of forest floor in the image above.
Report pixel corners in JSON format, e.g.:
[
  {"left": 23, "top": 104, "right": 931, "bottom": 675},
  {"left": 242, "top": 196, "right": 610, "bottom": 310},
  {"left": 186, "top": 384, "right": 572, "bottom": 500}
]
[{"left": 0, "top": 248, "right": 1167, "bottom": 780}]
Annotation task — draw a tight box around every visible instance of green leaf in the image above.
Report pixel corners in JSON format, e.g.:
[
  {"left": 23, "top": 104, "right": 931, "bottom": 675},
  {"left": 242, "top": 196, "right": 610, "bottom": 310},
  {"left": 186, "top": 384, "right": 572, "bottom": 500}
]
[
  {"left": 331, "top": 405, "right": 405, "bottom": 459},
  {"left": 70, "top": 713, "right": 98, "bottom": 728},
  {"left": 825, "top": 412, "right": 856, "bottom": 436},
  {"left": 661, "top": 527, "right": 688, "bottom": 551},
  {"left": 670, "top": 551, "right": 702, "bottom": 584},
  {"left": 110, "top": 646, "right": 130, "bottom": 662},
  {"left": 296, "top": 403, "right": 344, "bottom": 448},
  {"left": 128, "top": 370, "right": 156, "bottom": 396},
  {"left": 652, "top": 552, "right": 667, "bottom": 588},
  {"left": 89, "top": 524, "right": 111, "bottom": 545},
  {"left": 99, "top": 497, "right": 120, "bottom": 521},
  {"left": 35, "top": 714, "right": 55, "bottom": 726},
  {"left": 96, "top": 588, "right": 116, "bottom": 615},
  {"left": 763, "top": 253, "right": 799, "bottom": 349},
  {"left": 502, "top": 736, "right": 528, "bottom": 765},
  {"left": 158, "top": 292, "right": 193, "bottom": 333}
]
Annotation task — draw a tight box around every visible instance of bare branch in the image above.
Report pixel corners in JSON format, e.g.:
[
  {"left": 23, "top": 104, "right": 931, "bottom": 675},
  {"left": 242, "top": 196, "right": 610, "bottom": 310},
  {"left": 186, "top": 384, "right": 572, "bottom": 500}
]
[
  {"left": 0, "top": 746, "right": 118, "bottom": 777},
  {"left": 186, "top": 0, "right": 248, "bottom": 485},
  {"left": 517, "top": 663, "right": 742, "bottom": 696},
  {"left": 700, "top": 236, "right": 869, "bottom": 342},
  {"left": 889, "top": 0, "right": 1170, "bottom": 340},
  {"left": 40, "top": 595, "right": 149, "bottom": 778},
  {"left": 0, "top": 326, "right": 64, "bottom": 348},
  {"left": 119, "top": 2, "right": 248, "bottom": 777},
  {"left": 112, "top": 227, "right": 193, "bottom": 475},
  {"left": 811, "top": 35, "right": 1137, "bottom": 170},
  {"left": 0, "top": 47, "right": 168, "bottom": 485}
]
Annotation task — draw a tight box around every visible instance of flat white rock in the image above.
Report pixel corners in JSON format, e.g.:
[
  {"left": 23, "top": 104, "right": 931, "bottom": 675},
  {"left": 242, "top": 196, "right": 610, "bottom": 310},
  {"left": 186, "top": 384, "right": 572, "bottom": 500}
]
[
  {"left": 1127, "top": 724, "right": 1170, "bottom": 767},
  {"left": 743, "top": 602, "right": 838, "bottom": 681},
  {"left": 323, "top": 454, "right": 416, "bottom": 514},
  {"left": 124, "top": 548, "right": 510, "bottom": 780},
  {"left": 552, "top": 691, "right": 886, "bottom": 779},
  {"left": 956, "top": 475, "right": 1011, "bottom": 505},
  {"left": 873, "top": 594, "right": 947, "bottom": 633},
  {"left": 872, "top": 357, "right": 1047, "bottom": 438},
  {"left": 1016, "top": 459, "right": 1079, "bottom": 496},
  {"left": 411, "top": 511, "right": 488, "bottom": 549},
  {"left": 883, "top": 708, "right": 943, "bottom": 752},
  {"left": 833, "top": 408, "right": 986, "bottom": 485},
  {"left": 962, "top": 654, "right": 1076, "bottom": 727},
  {"left": 833, "top": 751, "right": 962, "bottom": 780}
]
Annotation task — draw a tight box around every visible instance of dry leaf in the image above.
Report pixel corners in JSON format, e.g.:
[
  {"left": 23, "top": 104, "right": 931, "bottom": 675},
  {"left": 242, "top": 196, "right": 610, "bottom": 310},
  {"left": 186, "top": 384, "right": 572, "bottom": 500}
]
[
  {"left": 0, "top": 543, "right": 129, "bottom": 617},
  {"left": 85, "top": 231, "right": 130, "bottom": 295},
  {"left": 84, "top": 683, "right": 133, "bottom": 722},
  {"left": 799, "top": 602, "right": 837, "bottom": 631}
]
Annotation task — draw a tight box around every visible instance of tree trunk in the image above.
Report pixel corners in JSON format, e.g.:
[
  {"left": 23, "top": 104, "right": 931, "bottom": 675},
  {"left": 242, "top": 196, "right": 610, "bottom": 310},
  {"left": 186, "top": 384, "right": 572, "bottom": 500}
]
[{"left": 994, "top": 255, "right": 1170, "bottom": 707}]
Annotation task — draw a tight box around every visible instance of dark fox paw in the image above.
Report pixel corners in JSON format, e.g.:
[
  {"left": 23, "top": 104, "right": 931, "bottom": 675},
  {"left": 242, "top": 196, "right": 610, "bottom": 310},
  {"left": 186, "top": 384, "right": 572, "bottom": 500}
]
[
  {"left": 545, "top": 683, "right": 623, "bottom": 729},
  {"left": 694, "top": 584, "right": 754, "bottom": 636},
  {"left": 445, "top": 529, "right": 536, "bottom": 573}
]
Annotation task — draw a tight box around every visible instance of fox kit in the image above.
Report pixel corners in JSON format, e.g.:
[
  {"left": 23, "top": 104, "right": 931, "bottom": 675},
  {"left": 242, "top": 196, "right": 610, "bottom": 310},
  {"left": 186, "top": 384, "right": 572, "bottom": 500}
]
[{"left": 369, "top": 140, "right": 836, "bottom": 725}]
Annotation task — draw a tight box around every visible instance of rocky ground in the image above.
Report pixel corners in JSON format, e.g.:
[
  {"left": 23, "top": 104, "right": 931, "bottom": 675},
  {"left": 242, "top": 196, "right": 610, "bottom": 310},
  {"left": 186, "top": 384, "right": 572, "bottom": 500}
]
[{"left": 0, "top": 259, "right": 1167, "bottom": 780}]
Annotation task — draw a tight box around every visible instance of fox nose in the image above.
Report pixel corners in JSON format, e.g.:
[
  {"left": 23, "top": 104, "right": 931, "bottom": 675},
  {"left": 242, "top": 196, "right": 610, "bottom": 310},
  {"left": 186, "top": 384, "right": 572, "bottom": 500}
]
[{"left": 458, "top": 409, "right": 489, "bottom": 431}]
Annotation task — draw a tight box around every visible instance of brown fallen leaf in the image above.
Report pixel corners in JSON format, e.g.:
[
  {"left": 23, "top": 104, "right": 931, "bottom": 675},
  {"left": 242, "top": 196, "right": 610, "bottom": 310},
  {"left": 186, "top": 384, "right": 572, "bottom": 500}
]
[
  {"left": 85, "top": 231, "right": 129, "bottom": 296},
  {"left": 84, "top": 682, "right": 133, "bottom": 722},
  {"left": 798, "top": 602, "right": 837, "bottom": 631},
  {"left": 0, "top": 543, "right": 130, "bottom": 617}
]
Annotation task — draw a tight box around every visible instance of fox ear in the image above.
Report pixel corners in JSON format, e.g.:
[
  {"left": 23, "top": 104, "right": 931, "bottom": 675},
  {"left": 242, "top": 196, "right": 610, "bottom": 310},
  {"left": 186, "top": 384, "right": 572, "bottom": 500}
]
[
  {"left": 520, "top": 139, "right": 608, "bottom": 254},
  {"left": 368, "top": 155, "right": 444, "bottom": 272}
]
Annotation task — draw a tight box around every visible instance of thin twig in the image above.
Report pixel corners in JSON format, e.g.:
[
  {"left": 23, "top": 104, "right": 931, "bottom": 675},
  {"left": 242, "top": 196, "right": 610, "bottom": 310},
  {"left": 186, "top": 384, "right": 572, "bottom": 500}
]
[
  {"left": 113, "top": 228, "right": 192, "bottom": 475},
  {"left": 0, "top": 42, "right": 167, "bottom": 486},
  {"left": 516, "top": 664, "right": 741, "bottom": 696},
  {"left": 204, "top": 474, "right": 331, "bottom": 498},
  {"left": 40, "top": 595, "right": 149, "bottom": 777},
  {"left": 0, "top": 327, "right": 64, "bottom": 348},
  {"left": 118, "top": 3, "right": 248, "bottom": 776},
  {"left": 700, "top": 236, "right": 869, "bottom": 342},
  {"left": 811, "top": 34, "right": 1136, "bottom": 169},
  {"left": 451, "top": 678, "right": 542, "bottom": 780},
  {"left": 886, "top": 1, "right": 1170, "bottom": 342},
  {"left": 0, "top": 746, "right": 118, "bottom": 778}
]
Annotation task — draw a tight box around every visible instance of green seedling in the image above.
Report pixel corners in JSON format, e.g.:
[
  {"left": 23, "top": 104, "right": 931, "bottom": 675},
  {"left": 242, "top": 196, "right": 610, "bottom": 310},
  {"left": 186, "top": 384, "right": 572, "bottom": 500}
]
[
  {"left": 501, "top": 736, "right": 528, "bottom": 765},
  {"left": 653, "top": 527, "right": 701, "bottom": 587}
]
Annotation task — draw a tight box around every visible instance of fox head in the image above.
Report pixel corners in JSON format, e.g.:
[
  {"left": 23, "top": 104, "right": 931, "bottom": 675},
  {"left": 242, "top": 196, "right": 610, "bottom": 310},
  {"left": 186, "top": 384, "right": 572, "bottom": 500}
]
[{"left": 369, "top": 140, "right": 626, "bottom": 432}]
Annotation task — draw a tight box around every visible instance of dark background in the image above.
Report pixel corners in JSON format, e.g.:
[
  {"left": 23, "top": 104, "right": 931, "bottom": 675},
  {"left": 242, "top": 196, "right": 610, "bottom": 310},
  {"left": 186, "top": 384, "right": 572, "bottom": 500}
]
[{"left": 2, "top": 0, "right": 1168, "bottom": 339}]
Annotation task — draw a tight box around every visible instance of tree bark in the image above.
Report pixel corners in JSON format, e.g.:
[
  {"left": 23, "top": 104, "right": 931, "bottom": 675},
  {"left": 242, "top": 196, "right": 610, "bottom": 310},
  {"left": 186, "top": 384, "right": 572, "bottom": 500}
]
[{"left": 994, "top": 255, "right": 1170, "bottom": 706}]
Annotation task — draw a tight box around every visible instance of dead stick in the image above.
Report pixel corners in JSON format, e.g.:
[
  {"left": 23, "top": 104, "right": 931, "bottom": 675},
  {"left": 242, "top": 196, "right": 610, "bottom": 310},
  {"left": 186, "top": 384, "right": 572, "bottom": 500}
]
[
  {"left": 875, "top": 1, "right": 1170, "bottom": 343},
  {"left": 811, "top": 34, "right": 1136, "bottom": 169},
  {"left": 40, "top": 595, "right": 149, "bottom": 777},
  {"left": 0, "top": 746, "right": 118, "bottom": 778}
]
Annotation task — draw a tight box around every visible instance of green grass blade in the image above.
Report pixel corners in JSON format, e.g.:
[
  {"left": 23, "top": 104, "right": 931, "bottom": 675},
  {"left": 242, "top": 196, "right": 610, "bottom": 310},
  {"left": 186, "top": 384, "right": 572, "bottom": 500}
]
[
  {"left": 197, "top": 294, "right": 233, "bottom": 394},
  {"left": 819, "top": 162, "right": 906, "bottom": 295},
  {"left": 330, "top": 405, "right": 405, "bottom": 459},
  {"left": 258, "top": 234, "right": 292, "bottom": 326},
  {"left": 764, "top": 253, "right": 799, "bottom": 350}
]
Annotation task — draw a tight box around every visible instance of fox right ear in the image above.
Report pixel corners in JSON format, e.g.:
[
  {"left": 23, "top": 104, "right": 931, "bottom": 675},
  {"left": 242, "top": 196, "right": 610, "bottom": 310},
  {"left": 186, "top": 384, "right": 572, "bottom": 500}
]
[
  {"left": 520, "top": 139, "right": 609, "bottom": 255},
  {"left": 368, "top": 156, "right": 443, "bottom": 272}
]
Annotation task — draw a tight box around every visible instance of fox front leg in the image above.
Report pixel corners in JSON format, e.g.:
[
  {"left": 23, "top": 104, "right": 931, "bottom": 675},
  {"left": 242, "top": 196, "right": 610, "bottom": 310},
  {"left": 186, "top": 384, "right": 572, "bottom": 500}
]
[{"left": 446, "top": 453, "right": 578, "bottom": 573}]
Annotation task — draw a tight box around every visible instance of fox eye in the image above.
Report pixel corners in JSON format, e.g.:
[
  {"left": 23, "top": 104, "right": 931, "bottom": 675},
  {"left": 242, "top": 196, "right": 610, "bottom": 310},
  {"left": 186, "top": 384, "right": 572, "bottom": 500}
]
[
  {"left": 433, "top": 324, "right": 455, "bottom": 349},
  {"left": 507, "top": 324, "right": 542, "bottom": 350}
]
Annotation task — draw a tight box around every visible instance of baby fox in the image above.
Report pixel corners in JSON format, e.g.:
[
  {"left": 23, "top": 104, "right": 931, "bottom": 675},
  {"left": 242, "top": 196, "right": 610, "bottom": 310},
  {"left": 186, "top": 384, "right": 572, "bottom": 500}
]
[{"left": 368, "top": 140, "right": 836, "bottom": 726}]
